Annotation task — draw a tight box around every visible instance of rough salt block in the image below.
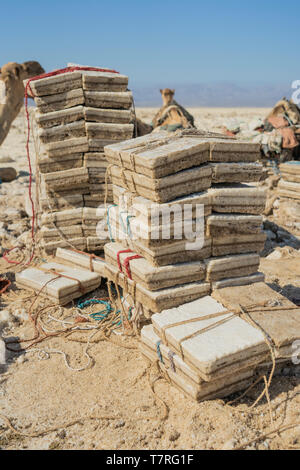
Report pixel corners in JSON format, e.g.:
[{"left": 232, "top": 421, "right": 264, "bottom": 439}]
[
  {"left": 113, "top": 186, "right": 211, "bottom": 221},
  {"left": 105, "top": 133, "right": 260, "bottom": 178},
  {"left": 16, "top": 262, "right": 101, "bottom": 304},
  {"left": 212, "top": 282, "right": 300, "bottom": 352},
  {"left": 278, "top": 180, "right": 300, "bottom": 201},
  {"left": 212, "top": 272, "right": 265, "bottom": 289},
  {"left": 151, "top": 296, "right": 268, "bottom": 381},
  {"left": 86, "top": 122, "right": 134, "bottom": 141},
  {"left": 45, "top": 137, "right": 89, "bottom": 158},
  {"left": 105, "top": 261, "right": 210, "bottom": 313},
  {"left": 208, "top": 140, "right": 260, "bottom": 162},
  {"left": 121, "top": 237, "right": 212, "bottom": 267},
  {"left": 279, "top": 161, "right": 300, "bottom": 184},
  {"left": 104, "top": 241, "right": 206, "bottom": 291},
  {"left": 39, "top": 154, "right": 83, "bottom": 173},
  {"left": 35, "top": 106, "right": 85, "bottom": 128},
  {"left": 25, "top": 72, "right": 83, "bottom": 96},
  {"left": 35, "top": 88, "right": 84, "bottom": 113},
  {"left": 44, "top": 167, "right": 89, "bottom": 192},
  {"left": 42, "top": 237, "right": 87, "bottom": 255},
  {"left": 38, "top": 120, "right": 86, "bottom": 144},
  {"left": 211, "top": 233, "right": 266, "bottom": 256},
  {"left": 86, "top": 237, "right": 107, "bottom": 252},
  {"left": 84, "top": 91, "right": 132, "bottom": 109},
  {"left": 210, "top": 184, "right": 266, "bottom": 214},
  {"left": 210, "top": 162, "right": 263, "bottom": 183},
  {"left": 110, "top": 164, "right": 212, "bottom": 203},
  {"left": 55, "top": 247, "right": 106, "bottom": 276},
  {"left": 108, "top": 204, "right": 209, "bottom": 246},
  {"left": 140, "top": 326, "right": 256, "bottom": 400},
  {"left": 40, "top": 225, "right": 83, "bottom": 240},
  {"left": 40, "top": 194, "right": 84, "bottom": 211},
  {"left": 82, "top": 71, "right": 128, "bottom": 91},
  {"left": 205, "top": 253, "right": 260, "bottom": 282},
  {"left": 84, "top": 107, "right": 132, "bottom": 124},
  {"left": 207, "top": 214, "right": 263, "bottom": 236},
  {"left": 83, "top": 153, "right": 108, "bottom": 168}
]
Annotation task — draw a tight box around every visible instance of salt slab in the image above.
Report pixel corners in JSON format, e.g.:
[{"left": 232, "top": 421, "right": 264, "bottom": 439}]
[
  {"left": 55, "top": 248, "right": 106, "bottom": 276},
  {"left": 104, "top": 241, "right": 206, "bottom": 291},
  {"left": 151, "top": 296, "right": 268, "bottom": 381},
  {"left": 16, "top": 262, "right": 101, "bottom": 304}
]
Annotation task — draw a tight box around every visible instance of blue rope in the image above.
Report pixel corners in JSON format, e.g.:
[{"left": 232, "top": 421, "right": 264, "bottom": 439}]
[
  {"left": 156, "top": 341, "right": 164, "bottom": 363},
  {"left": 107, "top": 204, "right": 117, "bottom": 242},
  {"left": 77, "top": 298, "right": 113, "bottom": 321},
  {"left": 126, "top": 215, "right": 135, "bottom": 238}
]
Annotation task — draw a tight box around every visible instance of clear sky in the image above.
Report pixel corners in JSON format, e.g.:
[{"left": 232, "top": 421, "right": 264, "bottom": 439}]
[{"left": 1, "top": 0, "right": 299, "bottom": 87}]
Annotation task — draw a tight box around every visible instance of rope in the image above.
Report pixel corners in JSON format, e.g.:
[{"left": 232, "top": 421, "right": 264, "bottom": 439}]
[
  {"left": 34, "top": 265, "right": 86, "bottom": 294},
  {"left": 106, "top": 204, "right": 117, "bottom": 242},
  {"left": 156, "top": 341, "right": 164, "bottom": 364},
  {"left": 116, "top": 249, "right": 132, "bottom": 272},
  {"left": 0, "top": 413, "right": 120, "bottom": 439},
  {"left": 122, "top": 254, "right": 143, "bottom": 280},
  {"left": 168, "top": 351, "right": 176, "bottom": 372}
]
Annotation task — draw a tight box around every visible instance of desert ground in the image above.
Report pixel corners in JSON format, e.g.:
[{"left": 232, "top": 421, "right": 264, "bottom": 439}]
[{"left": 0, "top": 107, "right": 300, "bottom": 450}]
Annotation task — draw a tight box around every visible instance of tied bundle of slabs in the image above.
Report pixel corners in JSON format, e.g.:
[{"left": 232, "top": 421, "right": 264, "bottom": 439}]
[
  {"left": 276, "top": 161, "right": 300, "bottom": 223},
  {"left": 140, "top": 284, "right": 300, "bottom": 401},
  {"left": 27, "top": 68, "right": 134, "bottom": 254},
  {"left": 102, "top": 130, "right": 267, "bottom": 320}
]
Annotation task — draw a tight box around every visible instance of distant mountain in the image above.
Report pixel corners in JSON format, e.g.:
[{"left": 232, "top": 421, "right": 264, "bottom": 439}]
[{"left": 131, "top": 82, "right": 294, "bottom": 107}]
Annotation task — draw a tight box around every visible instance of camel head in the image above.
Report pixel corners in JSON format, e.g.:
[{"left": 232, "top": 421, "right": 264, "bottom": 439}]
[
  {"left": 160, "top": 88, "right": 175, "bottom": 107},
  {"left": 0, "top": 61, "right": 44, "bottom": 90}
]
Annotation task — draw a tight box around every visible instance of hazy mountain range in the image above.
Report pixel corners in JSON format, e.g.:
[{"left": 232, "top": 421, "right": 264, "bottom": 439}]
[{"left": 131, "top": 82, "right": 295, "bottom": 107}]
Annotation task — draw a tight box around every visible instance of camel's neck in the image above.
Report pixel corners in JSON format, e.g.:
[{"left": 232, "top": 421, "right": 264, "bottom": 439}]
[{"left": 0, "top": 79, "right": 25, "bottom": 146}]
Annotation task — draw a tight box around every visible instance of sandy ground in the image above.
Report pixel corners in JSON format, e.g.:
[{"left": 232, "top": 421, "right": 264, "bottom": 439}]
[{"left": 0, "top": 107, "right": 300, "bottom": 451}]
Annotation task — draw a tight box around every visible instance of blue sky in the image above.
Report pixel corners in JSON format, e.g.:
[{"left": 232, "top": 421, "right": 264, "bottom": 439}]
[{"left": 1, "top": 1, "right": 299, "bottom": 92}]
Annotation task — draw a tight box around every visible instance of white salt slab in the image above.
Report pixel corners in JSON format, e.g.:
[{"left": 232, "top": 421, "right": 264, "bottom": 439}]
[
  {"left": 16, "top": 262, "right": 101, "bottom": 302},
  {"left": 140, "top": 342, "right": 255, "bottom": 401},
  {"left": 212, "top": 272, "right": 265, "bottom": 289},
  {"left": 151, "top": 296, "right": 268, "bottom": 377},
  {"left": 104, "top": 241, "right": 205, "bottom": 290},
  {"left": 55, "top": 248, "right": 106, "bottom": 276}
]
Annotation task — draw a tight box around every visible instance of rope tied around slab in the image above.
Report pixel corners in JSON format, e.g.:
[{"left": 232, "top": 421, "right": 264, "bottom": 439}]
[
  {"left": 34, "top": 265, "right": 86, "bottom": 295},
  {"left": 122, "top": 254, "right": 143, "bottom": 280},
  {"left": 69, "top": 248, "right": 105, "bottom": 273},
  {"left": 156, "top": 301, "right": 291, "bottom": 416},
  {"left": 116, "top": 249, "right": 132, "bottom": 272}
]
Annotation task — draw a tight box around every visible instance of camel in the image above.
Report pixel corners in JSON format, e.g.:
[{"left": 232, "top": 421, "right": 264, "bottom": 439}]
[
  {"left": 151, "top": 88, "right": 195, "bottom": 131},
  {"left": 0, "top": 61, "right": 45, "bottom": 146}
]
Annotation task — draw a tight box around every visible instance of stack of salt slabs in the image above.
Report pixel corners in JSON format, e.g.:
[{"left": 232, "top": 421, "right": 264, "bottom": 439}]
[
  {"left": 27, "top": 67, "right": 134, "bottom": 254},
  {"left": 102, "top": 130, "right": 266, "bottom": 319},
  {"left": 276, "top": 161, "right": 300, "bottom": 225},
  {"left": 140, "top": 285, "right": 300, "bottom": 401}
]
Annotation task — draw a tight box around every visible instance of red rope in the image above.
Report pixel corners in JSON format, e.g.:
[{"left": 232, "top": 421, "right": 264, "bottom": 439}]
[
  {"left": 2, "top": 66, "right": 120, "bottom": 266},
  {"left": 0, "top": 278, "right": 11, "bottom": 295},
  {"left": 116, "top": 249, "right": 132, "bottom": 272},
  {"left": 122, "top": 255, "right": 143, "bottom": 280}
]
